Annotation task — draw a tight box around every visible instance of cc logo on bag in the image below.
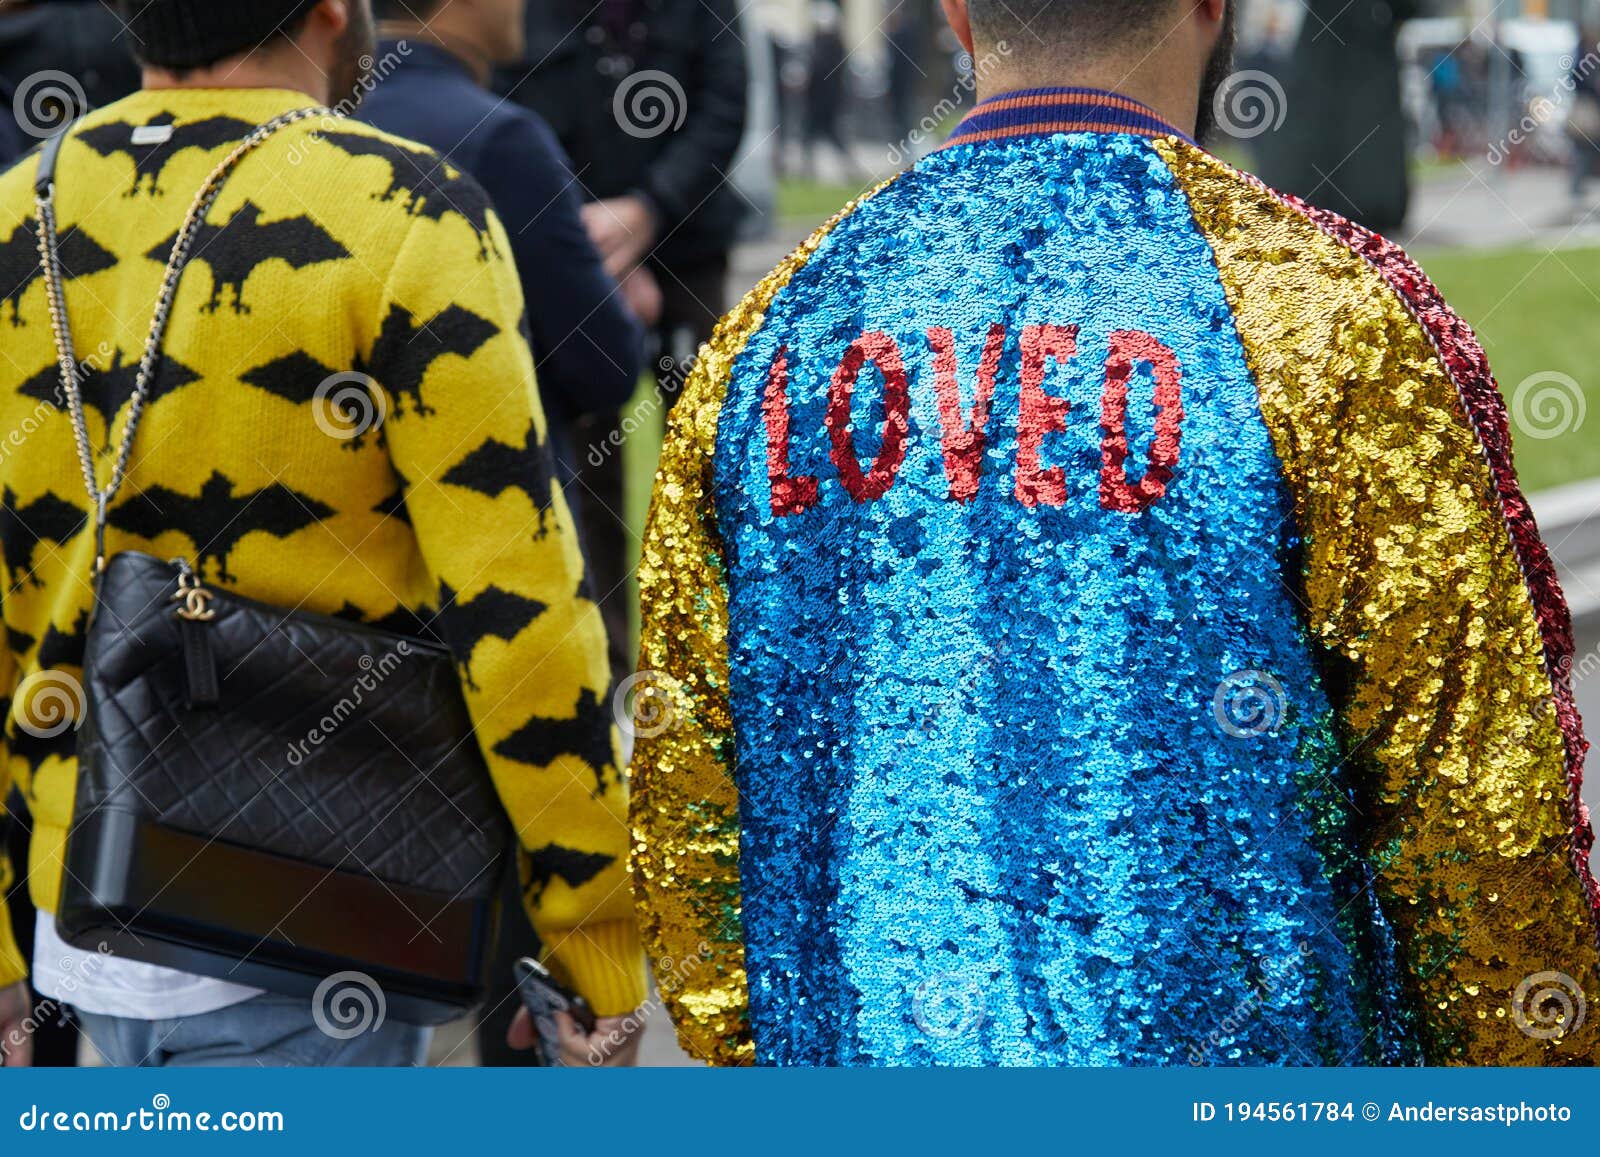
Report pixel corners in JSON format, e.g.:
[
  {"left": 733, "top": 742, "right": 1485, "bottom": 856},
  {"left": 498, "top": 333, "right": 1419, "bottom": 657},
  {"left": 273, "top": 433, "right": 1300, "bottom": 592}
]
[{"left": 172, "top": 574, "right": 217, "bottom": 622}]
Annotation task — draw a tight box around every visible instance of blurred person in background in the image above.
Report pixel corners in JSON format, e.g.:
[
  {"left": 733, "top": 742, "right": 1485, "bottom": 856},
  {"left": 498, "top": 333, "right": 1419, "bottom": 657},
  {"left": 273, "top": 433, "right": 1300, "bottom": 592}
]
[
  {"left": 360, "top": 0, "right": 646, "bottom": 481},
  {"left": 1569, "top": 26, "right": 1600, "bottom": 210},
  {"left": 1256, "top": 0, "right": 1416, "bottom": 234},
  {"left": 1429, "top": 47, "right": 1466, "bottom": 156},
  {"left": 497, "top": 0, "right": 747, "bottom": 679},
  {"left": 633, "top": 0, "right": 1600, "bottom": 1066},
  {"left": 0, "top": 0, "right": 644, "bottom": 1068},
  {"left": 887, "top": 0, "right": 932, "bottom": 148},
  {"left": 0, "top": 0, "right": 141, "bottom": 164},
  {"left": 359, "top": 0, "right": 648, "bottom": 1066},
  {"left": 805, "top": 0, "right": 857, "bottom": 180}
]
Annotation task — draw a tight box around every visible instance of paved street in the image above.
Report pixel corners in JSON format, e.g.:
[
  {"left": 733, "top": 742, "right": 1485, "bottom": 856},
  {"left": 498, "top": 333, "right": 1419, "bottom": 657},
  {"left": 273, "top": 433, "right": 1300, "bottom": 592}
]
[{"left": 1403, "top": 161, "right": 1600, "bottom": 252}]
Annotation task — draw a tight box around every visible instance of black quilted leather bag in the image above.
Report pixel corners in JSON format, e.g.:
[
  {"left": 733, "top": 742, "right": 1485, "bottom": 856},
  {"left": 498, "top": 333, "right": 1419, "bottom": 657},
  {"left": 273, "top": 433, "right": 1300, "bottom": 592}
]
[{"left": 38, "top": 114, "right": 510, "bottom": 1025}]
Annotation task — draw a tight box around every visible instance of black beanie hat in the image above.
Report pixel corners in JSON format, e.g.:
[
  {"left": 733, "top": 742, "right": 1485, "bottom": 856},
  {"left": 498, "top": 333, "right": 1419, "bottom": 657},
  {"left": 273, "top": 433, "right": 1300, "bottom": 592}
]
[{"left": 120, "top": 0, "right": 324, "bottom": 70}]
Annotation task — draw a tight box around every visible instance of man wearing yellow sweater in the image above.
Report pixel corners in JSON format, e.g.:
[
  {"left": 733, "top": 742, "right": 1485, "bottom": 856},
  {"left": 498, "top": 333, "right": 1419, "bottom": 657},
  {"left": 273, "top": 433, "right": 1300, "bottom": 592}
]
[{"left": 0, "top": 0, "right": 644, "bottom": 1066}]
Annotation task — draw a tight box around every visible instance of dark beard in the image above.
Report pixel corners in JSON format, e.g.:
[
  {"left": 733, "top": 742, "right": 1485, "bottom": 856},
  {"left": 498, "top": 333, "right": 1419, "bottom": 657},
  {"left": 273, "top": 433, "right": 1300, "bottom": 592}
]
[
  {"left": 328, "top": 0, "right": 377, "bottom": 111},
  {"left": 1193, "top": 2, "right": 1238, "bottom": 144}
]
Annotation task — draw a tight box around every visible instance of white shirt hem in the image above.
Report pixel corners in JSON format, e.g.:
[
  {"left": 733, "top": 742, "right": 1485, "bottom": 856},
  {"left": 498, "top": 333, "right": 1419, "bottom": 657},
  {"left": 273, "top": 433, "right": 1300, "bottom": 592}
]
[{"left": 33, "top": 912, "right": 264, "bottom": 1021}]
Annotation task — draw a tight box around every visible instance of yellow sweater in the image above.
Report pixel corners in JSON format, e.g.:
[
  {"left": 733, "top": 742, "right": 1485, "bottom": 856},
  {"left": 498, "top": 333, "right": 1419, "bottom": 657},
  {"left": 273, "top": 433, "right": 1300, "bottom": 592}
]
[{"left": 0, "top": 88, "right": 644, "bottom": 1014}]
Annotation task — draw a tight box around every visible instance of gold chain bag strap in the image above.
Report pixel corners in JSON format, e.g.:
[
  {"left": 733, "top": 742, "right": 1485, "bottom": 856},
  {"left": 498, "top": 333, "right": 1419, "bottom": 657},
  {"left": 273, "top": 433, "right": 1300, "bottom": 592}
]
[
  {"left": 34, "top": 112, "right": 514, "bottom": 1025},
  {"left": 35, "top": 106, "right": 329, "bottom": 573}
]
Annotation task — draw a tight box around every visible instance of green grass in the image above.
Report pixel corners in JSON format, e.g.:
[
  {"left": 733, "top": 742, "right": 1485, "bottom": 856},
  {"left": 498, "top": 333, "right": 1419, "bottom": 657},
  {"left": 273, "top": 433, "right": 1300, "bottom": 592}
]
[
  {"left": 777, "top": 177, "right": 874, "bottom": 229},
  {"left": 619, "top": 377, "right": 669, "bottom": 648},
  {"left": 1410, "top": 155, "right": 1468, "bottom": 181},
  {"left": 1416, "top": 245, "right": 1600, "bottom": 493}
]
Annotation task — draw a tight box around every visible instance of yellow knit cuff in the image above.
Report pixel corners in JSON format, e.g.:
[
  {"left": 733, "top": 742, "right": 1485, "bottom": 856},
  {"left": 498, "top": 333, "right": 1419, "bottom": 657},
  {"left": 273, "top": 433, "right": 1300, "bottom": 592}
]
[
  {"left": 544, "top": 919, "right": 647, "bottom": 1016},
  {"left": 0, "top": 893, "right": 27, "bottom": 990}
]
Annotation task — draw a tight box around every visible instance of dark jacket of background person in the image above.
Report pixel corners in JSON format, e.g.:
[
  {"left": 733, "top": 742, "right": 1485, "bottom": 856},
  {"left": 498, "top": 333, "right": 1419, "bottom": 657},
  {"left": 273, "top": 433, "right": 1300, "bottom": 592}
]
[
  {"left": 357, "top": 36, "right": 649, "bottom": 1068},
  {"left": 1254, "top": 0, "right": 1417, "bottom": 234},
  {"left": 1572, "top": 30, "right": 1600, "bottom": 165},
  {"left": 0, "top": 1, "right": 140, "bottom": 155},
  {"left": 359, "top": 40, "right": 644, "bottom": 433},
  {"left": 499, "top": 0, "right": 749, "bottom": 273}
]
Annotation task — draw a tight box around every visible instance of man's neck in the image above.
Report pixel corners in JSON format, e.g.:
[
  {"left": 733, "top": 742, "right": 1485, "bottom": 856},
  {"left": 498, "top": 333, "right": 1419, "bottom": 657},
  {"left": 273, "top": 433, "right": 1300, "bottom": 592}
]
[
  {"left": 377, "top": 21, "right": 492, "bottom": 87},
  {"left": 142, "top": 56, "right": 329, "bottom": 105},
  {"left": 974, "top": 59, "right": 1201, "bottom": 138}
]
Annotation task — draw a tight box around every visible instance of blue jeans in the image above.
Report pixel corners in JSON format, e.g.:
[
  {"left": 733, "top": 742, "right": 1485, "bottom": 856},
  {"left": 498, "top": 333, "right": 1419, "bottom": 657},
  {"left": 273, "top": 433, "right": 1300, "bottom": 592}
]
[{"left": 74, "top": 993, "right": 432, "bottom": 1067}]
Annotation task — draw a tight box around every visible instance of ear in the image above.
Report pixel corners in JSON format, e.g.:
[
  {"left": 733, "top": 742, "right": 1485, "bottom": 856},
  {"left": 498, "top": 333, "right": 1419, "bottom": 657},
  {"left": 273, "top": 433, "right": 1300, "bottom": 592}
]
[
  {"left": 312, "top": 0, "right": 353, "bottom": 39},
  {"left": 1198, "top": 0, "right": 1227, "bottom": 28},
  {"left": 940, "top": 0, "right": 974, "bottom": 57}
]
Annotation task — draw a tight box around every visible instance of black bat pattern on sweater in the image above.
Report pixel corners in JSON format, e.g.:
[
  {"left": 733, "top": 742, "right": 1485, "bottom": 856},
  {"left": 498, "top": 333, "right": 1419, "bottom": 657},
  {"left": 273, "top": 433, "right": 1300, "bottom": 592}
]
[
  {"left": 440, "top": 420, "right": 556, "bottom": 532},
  {"left": 36, "top": 609, "right": 89, "bottom": 670},
  {"left": 77, "top": 113, "right": 257, "bottom": 197},
  {"left": 240, "top": 350, "right": 338, "bottom": 404},
  {"left": 493, "top": 687, "right": 615, "bottom": 793},
  {"left": 524, "top": 843, "right": 616, "bottom": 903},
  {"left": 436, "top": 580, "right": 549, "bottom": 689},
  {"left": 0, "top": 487, "right": 86, "bottom": 587},
  {"left": 108, "top": 470, "right": 335, "bottom": 582},
  {"left": 321, "top": 131, "right": 499, "bottom": 259},
  {"left": 19, "top": 351, "right": 201, "bottom": 446},
  {"left": 0, "top": 219, "right": 116, "bottom": 325},
  {"left": 5, "top": 625, "right": 34, "bottom": 659},
  {"left": 147, "top": 201, "right": 350, "bottom": 314},
  {"left": 357, "top": 303, "right": 499, "bottom": 417}
]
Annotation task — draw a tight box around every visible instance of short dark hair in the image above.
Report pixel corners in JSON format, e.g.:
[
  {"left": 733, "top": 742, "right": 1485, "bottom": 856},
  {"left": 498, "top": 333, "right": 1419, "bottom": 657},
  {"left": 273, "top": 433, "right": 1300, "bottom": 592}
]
[
  {"left": 372, "top": 0, "right": 445, "bottom": 18},
  {"left": 966, "top": 0, "right": 1178, "bottom": 54}
]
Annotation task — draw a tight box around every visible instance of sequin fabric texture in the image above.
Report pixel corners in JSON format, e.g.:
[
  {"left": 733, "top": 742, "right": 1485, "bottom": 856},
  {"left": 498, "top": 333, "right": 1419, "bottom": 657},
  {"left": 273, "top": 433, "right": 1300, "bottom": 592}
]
[{"left": 633, "top": 89, "right": 1600, "bottom": 1067}]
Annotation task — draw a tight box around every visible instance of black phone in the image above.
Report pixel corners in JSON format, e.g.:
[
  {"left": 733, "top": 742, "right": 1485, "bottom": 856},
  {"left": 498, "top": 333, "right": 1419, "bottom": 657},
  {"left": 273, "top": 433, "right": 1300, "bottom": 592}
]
[{"left": 513, "top": 957, "right": 597, "bottom": 1066}]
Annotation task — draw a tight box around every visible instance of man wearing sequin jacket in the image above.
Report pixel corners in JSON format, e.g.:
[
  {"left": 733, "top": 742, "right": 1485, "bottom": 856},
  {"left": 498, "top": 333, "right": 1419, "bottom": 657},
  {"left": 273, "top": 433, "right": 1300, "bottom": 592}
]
[{"left": 631, "top": 0, "right": 1600, "bottom": 1066}]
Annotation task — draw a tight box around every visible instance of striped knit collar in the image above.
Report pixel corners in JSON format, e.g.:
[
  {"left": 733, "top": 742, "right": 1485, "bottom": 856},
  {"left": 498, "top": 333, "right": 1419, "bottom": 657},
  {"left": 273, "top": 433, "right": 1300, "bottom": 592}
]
[{"left": 941, "top": 86, "right": 1193, "bottom": 150}]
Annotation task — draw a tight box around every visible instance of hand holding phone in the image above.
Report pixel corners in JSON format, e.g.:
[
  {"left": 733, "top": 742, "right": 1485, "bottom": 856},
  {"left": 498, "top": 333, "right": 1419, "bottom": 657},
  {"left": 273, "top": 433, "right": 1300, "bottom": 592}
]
[{"left": 512, "top": 957, "right": 597, "bottom": 1066}]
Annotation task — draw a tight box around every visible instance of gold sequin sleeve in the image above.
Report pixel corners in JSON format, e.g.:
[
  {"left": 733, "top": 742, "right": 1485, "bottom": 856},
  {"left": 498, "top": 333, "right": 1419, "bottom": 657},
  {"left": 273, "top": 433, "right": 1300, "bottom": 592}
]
[
  {"left": 1160, "top": 139, "right": 1600, "bottom": 1064},
  {"left": 632, "top": 197, "right": 881, "bottom": 1064}
]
